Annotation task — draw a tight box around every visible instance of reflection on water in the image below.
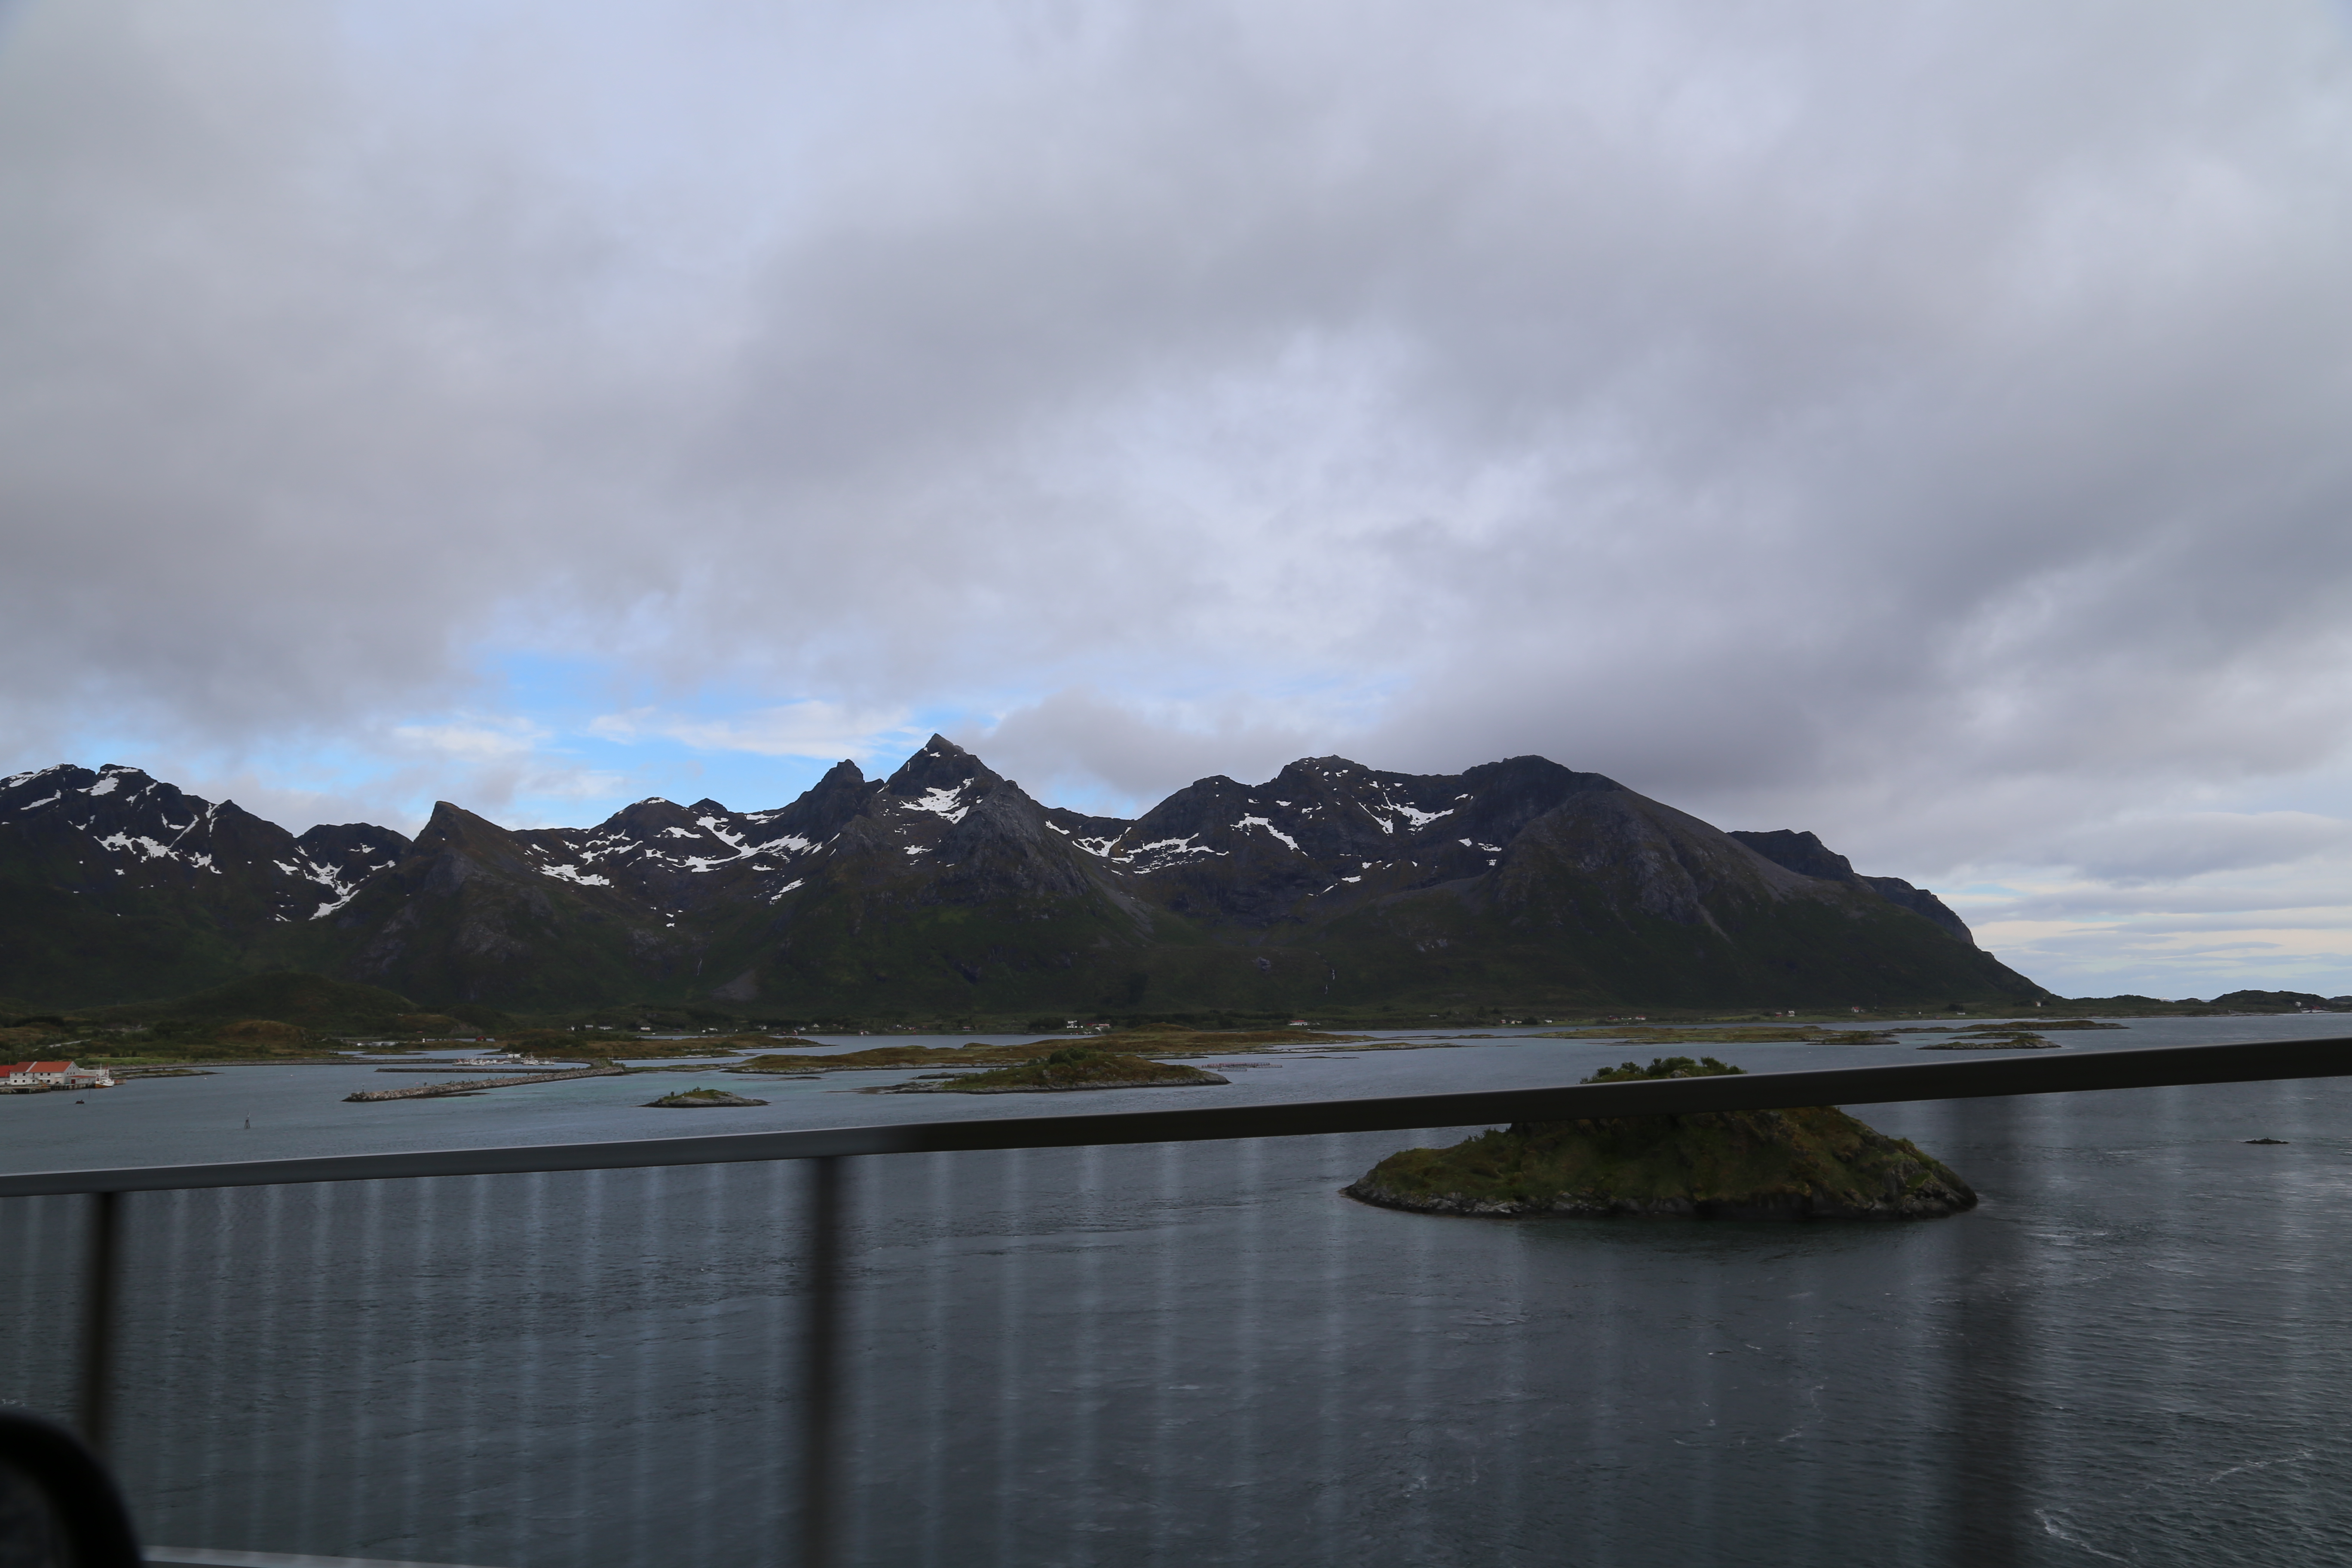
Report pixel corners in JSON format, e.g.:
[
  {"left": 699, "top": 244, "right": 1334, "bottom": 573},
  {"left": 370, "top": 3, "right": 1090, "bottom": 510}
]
[{"left": 3, "top": 1022, "right": 2348, "bottom": 1565}]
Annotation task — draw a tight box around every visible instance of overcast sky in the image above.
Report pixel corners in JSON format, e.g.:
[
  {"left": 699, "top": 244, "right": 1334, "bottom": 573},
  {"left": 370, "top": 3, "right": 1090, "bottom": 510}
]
[{"left": 6, "top": 0, "right": 2352, "bottom": 998}]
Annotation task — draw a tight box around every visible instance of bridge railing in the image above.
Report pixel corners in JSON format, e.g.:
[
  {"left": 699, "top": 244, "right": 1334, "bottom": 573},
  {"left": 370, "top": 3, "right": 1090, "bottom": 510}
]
[{"left": 4, "top": 1037, "right": 2348, "bottom": 1568}]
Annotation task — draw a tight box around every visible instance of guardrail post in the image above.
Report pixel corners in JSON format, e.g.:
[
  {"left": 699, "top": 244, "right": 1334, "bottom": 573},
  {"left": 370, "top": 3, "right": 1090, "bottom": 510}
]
[
  {"left": 78, "top": 1188, "right": 121, "bottom": 1453},
  {"left": 800, "top": 1155, "right": 847, "bottom": 1568}
]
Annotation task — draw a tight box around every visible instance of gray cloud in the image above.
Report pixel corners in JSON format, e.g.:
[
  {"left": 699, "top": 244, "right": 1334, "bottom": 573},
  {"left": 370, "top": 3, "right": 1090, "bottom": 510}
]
[
  {"left": 6, "top": 0, "right": 2352, "bottom": 987},
  {"left": 2040, "top": 813, "right": 2352, "bottom": 885},
  {"left": 1970, "top": 883, "right": 2352, "bottom": 926}
]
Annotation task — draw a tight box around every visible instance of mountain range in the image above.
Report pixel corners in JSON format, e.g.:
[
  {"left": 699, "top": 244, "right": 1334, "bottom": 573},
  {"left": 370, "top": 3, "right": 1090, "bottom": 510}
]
[{"left": 0, "top": 740, "right": 2046, "bottom": 1016}]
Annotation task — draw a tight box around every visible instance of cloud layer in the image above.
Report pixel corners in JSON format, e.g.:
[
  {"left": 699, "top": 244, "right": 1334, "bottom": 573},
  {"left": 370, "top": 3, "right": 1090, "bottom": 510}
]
[{"left": 6, "top": 0, "right": 2352, "bottom": 995}]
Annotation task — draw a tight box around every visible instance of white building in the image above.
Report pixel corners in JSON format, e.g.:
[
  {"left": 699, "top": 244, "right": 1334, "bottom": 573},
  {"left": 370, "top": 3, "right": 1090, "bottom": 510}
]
[{"left": 3, "top": 1060, "right": 115, "bottom": 1089}]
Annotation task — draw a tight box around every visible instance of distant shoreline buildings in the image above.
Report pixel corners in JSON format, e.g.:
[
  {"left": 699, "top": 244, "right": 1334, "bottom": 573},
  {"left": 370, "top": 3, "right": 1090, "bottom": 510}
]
[{"left": 2, "top": 1059, "right": 114, "bottom": 1092}]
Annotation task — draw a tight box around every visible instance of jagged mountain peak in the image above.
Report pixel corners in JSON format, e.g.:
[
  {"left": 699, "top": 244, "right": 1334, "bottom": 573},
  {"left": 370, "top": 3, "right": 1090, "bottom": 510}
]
[
  {"left": 883, "top": 735, "right": 1007, "bottom": 822},
  {"left": 598, "top": 796, "right": 714, "bottom": 836},
  {"left": 1279, "top": 755, "right": 1363, "bottom": 778},
  {"left": 0, "top": 746, "right": 2037, "bottom": 1009},
  {"left": 70, "top": 762, "right": 159, "bottom": 790},
  {"left": 887, "top": 734, "right": 992, "bottom": 790},
  {"left": 413, "top": 800, "right": 520, "bottom": 848},
  {"left": 750, "top": 757, "right": 875, "bottom": 824},
  {"left": 1, "top": 761, "right": 264, "bottom": 858},
  {"left": 5, "top": 761, "right": 161, "bottom": 806}
]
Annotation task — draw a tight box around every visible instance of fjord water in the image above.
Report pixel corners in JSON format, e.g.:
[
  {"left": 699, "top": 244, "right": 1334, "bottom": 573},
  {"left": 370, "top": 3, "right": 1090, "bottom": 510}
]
[{"left": 5, "top": 1018, "right": 2349, "bottom": 1566}]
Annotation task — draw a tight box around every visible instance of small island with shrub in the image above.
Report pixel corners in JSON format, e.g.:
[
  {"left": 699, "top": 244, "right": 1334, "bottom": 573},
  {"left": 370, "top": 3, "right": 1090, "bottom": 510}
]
[
  {"left": 643, "top": 1087, "right": 769, "bottom": 1108},
  {"left": 1347, "top": 1056, "right": 1975, "bottom": 1220}
]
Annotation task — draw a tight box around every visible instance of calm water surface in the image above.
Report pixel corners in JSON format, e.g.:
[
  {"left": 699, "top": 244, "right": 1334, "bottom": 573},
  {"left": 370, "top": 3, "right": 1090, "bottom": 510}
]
[{"left": 4, "top": 1017, "right": 2349, "bottom": 1566}]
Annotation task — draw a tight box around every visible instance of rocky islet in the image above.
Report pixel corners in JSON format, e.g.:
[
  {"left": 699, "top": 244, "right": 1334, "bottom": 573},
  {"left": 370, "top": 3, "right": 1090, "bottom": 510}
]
[{"left": 1348, "top": 1056, "right": 1976, "bottom": 1221}]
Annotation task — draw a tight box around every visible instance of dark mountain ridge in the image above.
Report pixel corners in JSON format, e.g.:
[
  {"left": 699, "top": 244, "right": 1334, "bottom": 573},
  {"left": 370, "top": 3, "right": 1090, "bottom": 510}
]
[
  {"left": 0, "top": 743, "right": 2043, "bottom": 1014},
  {"left": 1728, "top": 829, "right": 1975, "bottom": 944}
]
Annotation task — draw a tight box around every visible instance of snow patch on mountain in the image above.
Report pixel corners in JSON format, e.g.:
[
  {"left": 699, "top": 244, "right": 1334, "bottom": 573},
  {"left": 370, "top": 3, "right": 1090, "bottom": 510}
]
[
  {"left": 1121, "top": 834, "right": 1227, "bottom": 871},
  {"left": 1234, "top": 816, "right": 1302, "bottom": 851},
  {"left": 98, "top": 833, "right": 175, "bottom": 861},
  {"left": 902, "top": 785, "right": 970, "bottom": 824},
  {"left": 749, "top": 834, "right": 814, "bottom": 857}
]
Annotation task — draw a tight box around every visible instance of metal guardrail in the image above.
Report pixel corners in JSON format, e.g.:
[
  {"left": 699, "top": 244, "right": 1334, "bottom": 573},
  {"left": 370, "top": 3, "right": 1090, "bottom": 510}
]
[
  {"left": 4, "top": 1035, "right": 2347, "bottom": 1200},
  {"left": 7, "top": 1034, "right": 2349, "bottom": 1567}
]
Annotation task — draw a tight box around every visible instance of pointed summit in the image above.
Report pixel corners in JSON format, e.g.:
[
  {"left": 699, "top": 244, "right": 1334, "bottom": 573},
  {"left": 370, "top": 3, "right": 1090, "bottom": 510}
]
[{"left": 885, "top": 734, "right": 999, "bottom": 801}]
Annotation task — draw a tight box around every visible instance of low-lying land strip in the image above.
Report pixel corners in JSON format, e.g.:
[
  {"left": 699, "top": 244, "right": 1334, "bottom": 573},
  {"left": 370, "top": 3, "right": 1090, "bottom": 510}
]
[
  {"left": 1537, "top": 1024, "right": 1902, "bottom": 1045},
  {"left": 1914, "top": 1033, "right": 2059, "bottom": 1050},
  {"left": 370, "top": 1063, "right": 588, "bottom": 1072},
  {"left": 1534, "top": 1018, "right": 2125, "bottom": 1048},
  {"left": 878, "top": 1048, "right": 1228, "bottom": 1094},
  {"left": 728, "top": 1027, "right": 1363, "bottom": 1075},
  {"left": 345, "top": 1064, "right": 625, "bottom": 1102}
]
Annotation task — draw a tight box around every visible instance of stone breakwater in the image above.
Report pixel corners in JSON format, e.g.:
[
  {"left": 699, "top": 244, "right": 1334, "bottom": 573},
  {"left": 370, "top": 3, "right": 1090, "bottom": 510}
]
[{"left": 345, "top": 1064, "right": 624, "bottom": 1102}]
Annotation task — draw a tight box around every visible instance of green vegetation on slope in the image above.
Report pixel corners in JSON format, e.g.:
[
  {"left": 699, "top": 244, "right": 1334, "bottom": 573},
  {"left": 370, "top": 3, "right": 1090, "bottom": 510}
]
[
  {"left": 85, "top": 971, "right": 423, "bottom": 1032},
  {"left": 47, "top": 1029, "right": 349, "bottom": 1065},
  {"left": 0, "top": 875, "right": 267, "bottom": 1011},
  {"left": 10, "top": 972, "right": 519, "bottom": 1063},
  {"left": 1348, "top": 1056, "right": 1975, "bottom": 1220}
]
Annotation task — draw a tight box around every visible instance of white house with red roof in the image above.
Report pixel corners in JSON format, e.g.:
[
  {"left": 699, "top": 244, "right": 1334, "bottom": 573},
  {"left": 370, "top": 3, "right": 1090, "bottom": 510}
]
[{"left": 2, "top": 1059, "right": 113, "bottom": 1090}]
